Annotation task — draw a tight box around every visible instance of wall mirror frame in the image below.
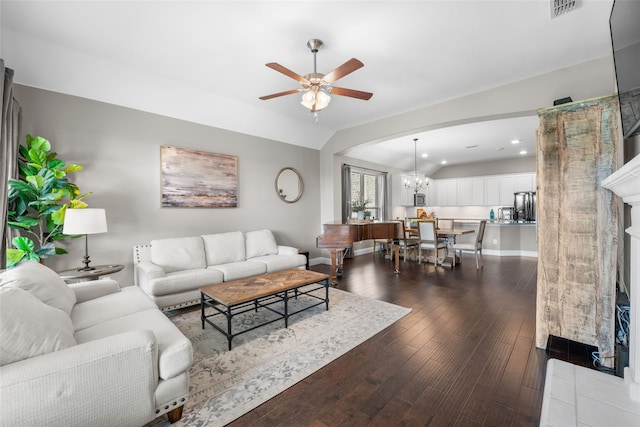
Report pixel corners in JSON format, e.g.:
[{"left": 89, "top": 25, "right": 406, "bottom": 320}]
[{"left": 275, "top": 167, "right": 304, "bottom": 203}]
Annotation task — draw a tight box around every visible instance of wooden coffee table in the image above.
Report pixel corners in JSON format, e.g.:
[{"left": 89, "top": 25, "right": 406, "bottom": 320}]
[{"left": 200, "top": 269, "right": 330, "bottom": 350}]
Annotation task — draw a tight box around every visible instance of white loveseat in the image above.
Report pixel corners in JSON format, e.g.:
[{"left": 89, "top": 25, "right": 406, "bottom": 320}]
[
  {"left": 0, "top": 261, "right": 193, "bottom": 426},
  {"left": 134, "top": 229, "right": 307, "bottom": 310}
]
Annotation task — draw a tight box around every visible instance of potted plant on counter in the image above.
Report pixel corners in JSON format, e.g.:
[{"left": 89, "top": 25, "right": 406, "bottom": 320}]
[{"left": 6, "top": 135, "right": 91, "bottom": 268}]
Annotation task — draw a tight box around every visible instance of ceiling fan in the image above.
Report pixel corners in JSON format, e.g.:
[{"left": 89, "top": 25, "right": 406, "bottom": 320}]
[{"left": 259, "top": 39, "right": 373, "bottom": 116}]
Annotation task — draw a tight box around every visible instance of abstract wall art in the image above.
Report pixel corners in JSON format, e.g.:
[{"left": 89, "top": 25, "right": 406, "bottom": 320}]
[{"left": 160, "top": 145, "right": 237, "bottom": 208}]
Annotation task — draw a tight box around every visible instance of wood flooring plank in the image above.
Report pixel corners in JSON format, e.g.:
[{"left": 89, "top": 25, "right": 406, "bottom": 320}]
[{"left": 225, "top": 255, "right": 595, "bottom": 427}]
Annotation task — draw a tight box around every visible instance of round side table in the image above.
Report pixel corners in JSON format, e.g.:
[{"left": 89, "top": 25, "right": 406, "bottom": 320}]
[{"left": 57, "top": 264, "right": 124, "bottom": 281}]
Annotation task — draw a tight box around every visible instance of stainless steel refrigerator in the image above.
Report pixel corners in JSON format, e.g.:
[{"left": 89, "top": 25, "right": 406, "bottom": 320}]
[{"left": 514, "top": 192, "right": 536, "bottom": 221}]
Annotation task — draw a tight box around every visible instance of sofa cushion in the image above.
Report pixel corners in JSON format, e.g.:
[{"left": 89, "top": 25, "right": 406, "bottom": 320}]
[
  {"left": 74, "top": 308, "right": 192, "bottom": 380},
  {"left": 0, "top": 260, "right": 77, "bottom": 316},
  {"left": 248, "top": 254, "right": 307, "bottom": 273},
  {"left": 71, "top": 286, "right": 159, "bottom": 332},
  {"left": 202, "top": 231, "right": 245, "bottom": 265},
  {"left": 0, "top": 287, "right": 76, "bottom": 366},
  {"left": 150, "top": 236, "right": 206, "bottom": 273},
  {"left": 139, "top": 269, "right": 224, "bottom": 297},
  {"left": 208, "top": 262, "right": 267, "bottom": 282},
  {"left": 245, "top": 229, "right": 278, "bottom": 259}
]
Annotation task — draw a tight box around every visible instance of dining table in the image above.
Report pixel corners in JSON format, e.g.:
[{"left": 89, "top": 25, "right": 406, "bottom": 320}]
[{"left": 407, "top": 225, "right": 475, "bottom": 268}]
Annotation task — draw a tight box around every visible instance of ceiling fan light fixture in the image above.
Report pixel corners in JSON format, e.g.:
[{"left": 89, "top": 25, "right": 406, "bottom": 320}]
[{"left": 300, "top": 88, "right": 331, "bottom": 111}]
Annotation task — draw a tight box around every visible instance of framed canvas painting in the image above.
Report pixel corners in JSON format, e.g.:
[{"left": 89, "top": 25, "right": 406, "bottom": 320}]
[{"left": 160, "top": 145, "right": 237, "bottom": 208}]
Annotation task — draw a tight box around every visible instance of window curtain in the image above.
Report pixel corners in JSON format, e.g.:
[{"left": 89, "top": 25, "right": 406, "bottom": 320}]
[
  {"left": 341, "top": 164, "right": 351, "bottom": 224},
  {"left": 379, "top": 172, "right": 388, "bottom": 221},
  {"left": 1, "top": 59, "right": 23, "bottom": 267}
]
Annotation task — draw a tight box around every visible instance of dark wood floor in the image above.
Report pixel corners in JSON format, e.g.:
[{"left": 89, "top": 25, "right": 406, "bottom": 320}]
[{"left": 228, "top": 252, "right": 591, "bottom": 427}]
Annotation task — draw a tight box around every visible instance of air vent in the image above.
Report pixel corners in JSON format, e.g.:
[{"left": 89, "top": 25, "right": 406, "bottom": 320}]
[{"left": 551, "top": 0, "right": 578, "bottom": 18}]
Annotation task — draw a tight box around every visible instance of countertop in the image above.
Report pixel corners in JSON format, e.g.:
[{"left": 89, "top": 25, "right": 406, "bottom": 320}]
[{"left": 443, "top": 218, "right": 537, "bottom": 225}]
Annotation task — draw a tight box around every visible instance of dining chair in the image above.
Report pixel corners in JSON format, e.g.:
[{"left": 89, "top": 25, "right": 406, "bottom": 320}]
[
  {"left": 391, "top": 221, "right": 418, "bottom": 261},
  {"left": 437, "top": 218, "right": 455, "bottom": 230},
  {"left": 452, "top": 220, "right": 487, "bottom": 269},
  {"left": 417, "top": 220, "right": 447, "bottom": 266},
  {"left": 373, "top": 238, "right": 392, "bottom": 257}
]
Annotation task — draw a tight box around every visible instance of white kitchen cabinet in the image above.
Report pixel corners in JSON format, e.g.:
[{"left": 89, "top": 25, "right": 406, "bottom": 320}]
[
  {"left": 485, "top": 177, "right": 500, "bottom": 205},
  {"left": 436, "top": 179, "right": 457, "bottom": 206},
  {"left": 499, "top": 176, "right": 516, "bottom": 205},
  {"left": 515, "top": 173, "right": 535, "bottom": 192},
  {"left": 457, "top": 178, "right": 472, "bottom": 205},
  {"left": 456, "top": 178, "right": 484, "bottom": 206}
]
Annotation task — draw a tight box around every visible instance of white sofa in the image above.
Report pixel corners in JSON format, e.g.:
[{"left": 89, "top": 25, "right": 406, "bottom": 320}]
[
  {"left": 0, "top": 261, "right": 193, "bottom": 426},
  {"left": 134, "top": 229, "right": 307, "bottom": 310}
]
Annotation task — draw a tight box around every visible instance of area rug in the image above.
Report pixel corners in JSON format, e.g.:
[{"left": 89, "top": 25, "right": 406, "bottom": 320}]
[{"left": 147, "top": 286, "right": 411, "bottom": 426}]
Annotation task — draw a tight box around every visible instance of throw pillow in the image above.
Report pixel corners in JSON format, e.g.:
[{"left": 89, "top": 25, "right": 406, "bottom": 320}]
[
  {"left": 0, "top": 261, "right": 77, "bottom": 316},
  {"left": 0, "top": 287, "right": 76, "bottom": 366},
  {"left": 245, "top": 229, "right": 278, "bottom": 259},
  {"left": 202, "top": 231, "right": 246, "bottom": 265},
  {"left": 150, "top": 236, "right": 206, "bottom": 273}
]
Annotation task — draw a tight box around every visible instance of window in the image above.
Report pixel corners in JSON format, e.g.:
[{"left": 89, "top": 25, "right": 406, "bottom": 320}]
[{"left": 342, "top": 165, "right": 387, "bottom": 221}]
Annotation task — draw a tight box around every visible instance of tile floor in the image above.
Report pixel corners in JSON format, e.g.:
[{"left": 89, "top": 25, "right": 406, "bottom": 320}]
[{"left": 540, "top": 359, "right": 640, "bottom": 426}]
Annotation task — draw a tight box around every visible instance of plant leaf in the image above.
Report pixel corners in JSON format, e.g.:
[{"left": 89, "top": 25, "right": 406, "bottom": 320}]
[
  {"left": 28, "top": 135, "right": 51, "bottom": 153},
  {"left": 6, "top": 249, "right": 26, "bottom": 268},
  {"left": 36, "top": 243, "right": 57, "bottom": 258},
  {"left": 11, "top": 236, "right": 35, "bottom": 252},
  {"left": 51, "top": 205, "right": 66, "bottom": 224},
  {"left": 65, "top": 164, "right": 83, "bottom": 173}
]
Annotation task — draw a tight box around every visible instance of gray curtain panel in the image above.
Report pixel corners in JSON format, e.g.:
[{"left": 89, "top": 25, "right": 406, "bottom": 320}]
[
  {"left": 341, "top": 164, "right": 351, "bottom": 224},
  {"left": 1, "top": 59, "right": 23, "bottom": 267}
]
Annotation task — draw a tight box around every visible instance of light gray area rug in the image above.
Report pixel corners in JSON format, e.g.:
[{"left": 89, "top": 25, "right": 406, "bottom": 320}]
[{"left": 148, "top": 286, "right": 411, "bottom": 426}]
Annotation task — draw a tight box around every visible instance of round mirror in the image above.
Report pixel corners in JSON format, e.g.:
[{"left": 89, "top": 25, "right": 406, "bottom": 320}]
[{"left": 275, "top": 167, "right": 304, "bottom": 203}]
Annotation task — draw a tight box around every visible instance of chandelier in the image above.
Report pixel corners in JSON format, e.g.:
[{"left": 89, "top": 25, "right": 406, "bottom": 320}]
[{"left": 404, "top": 138, "right": 428, "bottom": 193}]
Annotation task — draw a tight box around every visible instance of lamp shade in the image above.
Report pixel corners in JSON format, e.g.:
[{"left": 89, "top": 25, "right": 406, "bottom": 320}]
[{"left": 63, "top": 208, "right": 108, "bottom": 235}]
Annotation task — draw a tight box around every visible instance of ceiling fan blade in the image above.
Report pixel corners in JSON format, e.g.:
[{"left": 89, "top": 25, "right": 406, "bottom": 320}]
[
  {"left": 323, "top": 58, "right": 364, "bottom": 83},
  {"left": 330, "top": 86, "right": 373, "bottom": 100},
  {"left": 265, "top": 63, "right": 309, "bottom": 84},
  {"left": 259, "top": 88, "right": 303, "bottom": 100}
]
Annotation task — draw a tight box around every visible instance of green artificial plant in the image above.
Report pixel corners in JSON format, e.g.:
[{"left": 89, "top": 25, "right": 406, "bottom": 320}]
[{"left": 6, "top": 135, "right": 91, "bottom": 268}]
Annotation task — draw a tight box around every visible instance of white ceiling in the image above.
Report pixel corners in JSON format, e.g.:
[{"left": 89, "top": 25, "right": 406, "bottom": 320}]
[{"left": 0, "top": 0, "right": 616, "bottom": 173}]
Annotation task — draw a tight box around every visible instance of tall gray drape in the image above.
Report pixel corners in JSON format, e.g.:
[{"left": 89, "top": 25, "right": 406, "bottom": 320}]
[
  {"left": 341, "top": 164, "right": 351, "bottom": 224},
  {"left": 1, "top": 59, "right": 23, "bottom": 267},
  {"left": 379, "top": 172, "right": 388, "bottom": 221}
]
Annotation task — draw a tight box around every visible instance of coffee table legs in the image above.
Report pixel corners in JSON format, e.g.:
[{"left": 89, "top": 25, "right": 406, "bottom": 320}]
[{"left": 201, "top": 283, "right": 329, "bottom": 350}]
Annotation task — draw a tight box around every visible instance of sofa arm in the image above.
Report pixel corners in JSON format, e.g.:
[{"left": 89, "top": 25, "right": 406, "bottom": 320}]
[
  {"left": 135, "top": 261, "right": 166, "bottom": 287},
  {"left": 277, "top": 245, "right": 300, "bottom": 256},
  {"left": 0, "top": 330, "right": 159, "bottom": 426},
  {"left": 68, "top": 279, "right": 121, "bottom": 303}
]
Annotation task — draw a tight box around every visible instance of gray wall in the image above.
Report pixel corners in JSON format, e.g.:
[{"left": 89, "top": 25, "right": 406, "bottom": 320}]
[
  {"left": 431, "top": 156, "right": 536, "bottom": 179},
  {"left": 14, "top": 85, "right": 321, "bottom": 285}
]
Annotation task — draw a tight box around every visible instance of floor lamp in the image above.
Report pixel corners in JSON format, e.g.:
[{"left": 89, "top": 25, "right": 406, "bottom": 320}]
[{"left": 62, "top": 208, "right": 108, "bottom": 271}]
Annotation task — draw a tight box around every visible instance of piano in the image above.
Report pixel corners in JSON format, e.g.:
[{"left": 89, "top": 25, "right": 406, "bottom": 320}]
[{"left": 316, "top": 221, "right": 401, "bottom": 284}]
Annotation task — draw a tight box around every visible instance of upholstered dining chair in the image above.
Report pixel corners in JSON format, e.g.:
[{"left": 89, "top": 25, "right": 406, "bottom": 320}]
[
  {"left": 452, "top": 220, "right": 487, "bottom": 269},
  {"left": 391, "top": 221, "right": 419, "bottom": 261},
  {"left": 437, "top": 218, "right": 455, "bottom": 230},
  {"left": 417, "top": 220, "right": 447, "bottom": 266}
]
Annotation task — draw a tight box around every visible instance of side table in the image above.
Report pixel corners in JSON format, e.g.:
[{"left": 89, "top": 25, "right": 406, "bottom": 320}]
[{"left": 57, "top": 264, "right": 124, "bottom": 281}]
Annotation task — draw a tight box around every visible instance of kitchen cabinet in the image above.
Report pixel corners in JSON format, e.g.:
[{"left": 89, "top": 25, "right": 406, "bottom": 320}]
[
  {"left": 485, "top": 177, "right": 500, "bottom": 205},
  {"left": 515, "top": 173, "right": 535, "bottom": 192},
  {"left": 435, "top": 179, "right": 457, "bottom": 206},
  {"left": 499, "top": 176, "right": 516, "bottom": 205},
  {"left": 457, "top": 178, "right": 484, "bottom": 206}
]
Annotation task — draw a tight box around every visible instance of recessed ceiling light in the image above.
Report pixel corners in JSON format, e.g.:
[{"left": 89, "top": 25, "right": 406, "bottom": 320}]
[
  {"left": 441, "top": 160, "right": 447, "bottom": 165},
  {"left": 466, "top": 144, "right": 478, "bottom": 149},
  {"left": 511, "top": 139, "right": 521, "bottom": 144},
  {"left": 520, "top": 150, "right": 527, "bottom": 155},
  {"left": 421, "top": 153, "right": 428, "bottom": 158}
]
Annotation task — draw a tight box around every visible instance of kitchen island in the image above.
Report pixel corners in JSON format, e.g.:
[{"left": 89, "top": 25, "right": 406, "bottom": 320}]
[{"left": 451, "top": 219, "right": 537, "bottom": 257}]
